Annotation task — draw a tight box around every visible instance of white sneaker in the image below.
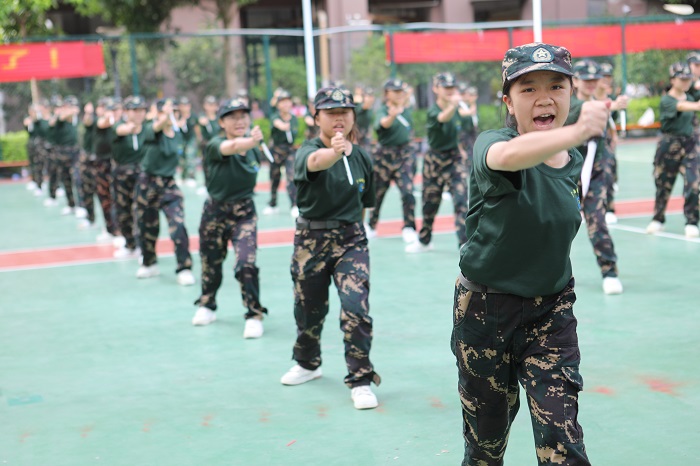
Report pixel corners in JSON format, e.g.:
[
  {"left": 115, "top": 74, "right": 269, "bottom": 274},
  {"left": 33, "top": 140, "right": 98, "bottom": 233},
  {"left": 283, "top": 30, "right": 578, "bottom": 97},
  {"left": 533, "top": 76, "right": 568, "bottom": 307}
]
[
  {"left": 401, "top": 227, "right": 418, "bottom": 243},
  {"left": 262, "top": 205, "right": 280, "bottom": 215},
  {"left": 136, "top": 264, "right": 160, "bottom": 279},
  {"left": 602, "top": 277, "right": 623, "bottom": 295},
  {"left": 364, "top": 223, "right": 377, "bottom": 239},
  {"left": 280, "top": 364, "right": 322, "bottom": 386},
  {"left": 77, "top": 219, "right": 95, "bottom": 230},
  {"left": 405, "top": 241, "right": 433, "bottom": 253},
  {"left": 27, "top": 181, "right": 38, "bottom": 191},
  {"left": 196, "top": 186, "right": 208, "bottom": 196},
  {"left": 243, "top": 318, "right": 264, "bottom": 339},
  {"left": 605, "top": 212, "right": 618, "bottom": 225},
  {"left": 192, "top": 306, "right": 217, "bottom": 326},
  {"left": 351, "top": 385, "right": 378, "bottom": 410},
  {"left": 33, "top": 188, "right": 43, "bottom": 197},
  {"left": 61, "top": 206, "right": 75, "bottom": 216},
  {"left": 185, "top": 178, "right": 197, "bottom": 188},
  {"left": 176, "top": 269, "right": 196, "bottom": 286},
  {"left": 441, "top": 191, "right": 452, "bottom": 201},
  {"left": 113, "top": 246, "right": 141, "bottom": 259},
  {"left": 56, "top": 187, "right": 65, "bottom": 198},
  {"left": 43, "top": 198, "right": 58, "bottom": 207},
  {"left": 95, "top": 230, "right": 114, "bottom": 244},
  {"left": 290, "top": 205, "right": 300, "bottom": 218},
  {"left": 685, "top": 225, "right": 700, "bottom": 238},
  {"left": 646, "top": 220, "right": 664, "bottom": 234},
  {"left": 74, "top": 207, "right": 88, "bottom": 219},
  {"left": 112, "top": 235, "right": 126, "bottom": 248}
]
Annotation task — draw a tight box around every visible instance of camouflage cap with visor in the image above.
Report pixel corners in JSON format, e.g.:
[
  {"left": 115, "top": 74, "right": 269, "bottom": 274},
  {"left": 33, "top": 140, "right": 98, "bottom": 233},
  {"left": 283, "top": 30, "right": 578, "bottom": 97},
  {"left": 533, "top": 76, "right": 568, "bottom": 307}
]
[
  {"left": 599, "top": 62, "right": 614, "bottom": 76},
  {"left": 384, "top": 78, "right": 406, "bottom": 91},
  {"left": 669, "top": 61, "right": 692, "bottom": 79},
  {"left": 502, "top": 43, "right": 573, "bottom": 84},
  {"left": 573, "top": 59, "right": 602, "bottom": 80},
  {"left": 217, "top": 98, "right": 250, "bottom": 119},
  {"left": 433, "top": 72, "right": 457, "bottom": 87},
  {"left": 124, "top": 95, "right": 148, "bottom": 110},
  {"left": 313, "top": 87, "right": 356, "bottom": 110},
  {"left": 687, "top": 51, "right": 700, "bottom": 64}
]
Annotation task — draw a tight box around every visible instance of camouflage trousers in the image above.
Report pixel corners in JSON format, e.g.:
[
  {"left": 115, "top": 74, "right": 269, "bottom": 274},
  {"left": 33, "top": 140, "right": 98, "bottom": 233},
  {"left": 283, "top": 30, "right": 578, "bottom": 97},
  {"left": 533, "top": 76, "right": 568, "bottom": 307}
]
[
  {"left": 652, "top": 134, "right": 699, "bottom": 225},
  {"left": 419, "top": 148, "right": 469, "bottom": 247},
  {"left": 135, "top": 173, "right": 192, "bottom": 272},
  {"left": 290, "top": 221, "right": 381, "bottom": 388},
  {"left": 368, "top": 143, "right": 416, "bottom": 230},
  {"left": 180, "top": 138, "right": 199, "bottom": 181},
  {"left": 48, "top": 145, "right": 78, "bottom": 207},
  {"left": 269, "top": 143, "right": 297, "bottom": 207},
  {"left": 113, "top": 163, "right": 141, "bottom": 250},
  {"left": 357, "top": 128, "right": 373, "bottom": 155},
  {"left": 195, "top": 197, "right": 268, "bottom": 319},
  {"left": 78, "top": 154, "right": 117, "bottom": 232},
  {"left": 452, "top": 276, "right": 590, "bottom": 466},
  {"left": 459, "top": 131, "right": 477, "bottom": 184},
  {"left": 27, "top": 138, "right": 47, "bottom": 186}
]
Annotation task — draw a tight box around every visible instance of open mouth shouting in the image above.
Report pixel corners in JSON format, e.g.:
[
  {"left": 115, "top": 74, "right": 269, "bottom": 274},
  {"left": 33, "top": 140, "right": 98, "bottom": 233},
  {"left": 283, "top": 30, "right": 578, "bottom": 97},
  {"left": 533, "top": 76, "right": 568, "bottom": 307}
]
[{"left": 533, "top": 113, "right": 555, "bottom": 128}]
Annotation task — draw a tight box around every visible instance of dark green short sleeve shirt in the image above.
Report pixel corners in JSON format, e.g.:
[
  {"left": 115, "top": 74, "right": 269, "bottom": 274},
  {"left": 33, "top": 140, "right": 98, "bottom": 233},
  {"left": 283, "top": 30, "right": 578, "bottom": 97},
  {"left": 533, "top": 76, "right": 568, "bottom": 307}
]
[
  {"left": 659, "top": 94, "right": 695, "bottom": 137},
  {"left": 374, "top": 104, "right": 412, "bottom": 147},
  {"left": 205, "top": 136, "right": 261, "bottom": 202},
  {"left": 141, "top": 124, "right": 184, "bottom": 177},
  {"left": 426, "top": 103, "right": 459, "bottom": 152}
]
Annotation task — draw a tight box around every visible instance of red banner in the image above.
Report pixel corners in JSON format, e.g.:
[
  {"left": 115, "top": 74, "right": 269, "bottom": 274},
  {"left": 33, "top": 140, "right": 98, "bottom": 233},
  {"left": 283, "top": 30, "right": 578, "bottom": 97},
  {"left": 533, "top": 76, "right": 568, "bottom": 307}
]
[
  {"left": 0, "top": 41, "right": 105, "bottom": 83},
  {"left": 389, "top": 20, "right": 700, "bottom": 63}
]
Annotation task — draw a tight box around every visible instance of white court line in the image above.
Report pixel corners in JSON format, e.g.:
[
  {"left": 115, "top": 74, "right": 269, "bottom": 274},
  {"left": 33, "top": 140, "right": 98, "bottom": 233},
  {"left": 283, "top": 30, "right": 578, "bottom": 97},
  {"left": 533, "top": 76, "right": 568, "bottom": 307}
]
[
  {"left": 609, "top": 223, "right": 700, "bottom": 243},
  {"left": 615, "top": 155, "right": 652, "bottom": 163}
]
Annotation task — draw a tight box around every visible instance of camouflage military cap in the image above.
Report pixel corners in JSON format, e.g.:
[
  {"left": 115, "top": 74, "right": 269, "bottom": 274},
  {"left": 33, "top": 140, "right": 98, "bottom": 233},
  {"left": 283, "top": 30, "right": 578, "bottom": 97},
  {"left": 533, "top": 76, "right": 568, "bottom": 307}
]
[
  {"left": 97, "top": 97, "right": 112, "bottom": 107},
  {"left": 155, "top": 98, "right": 175, "bottom": 112},
  {"left": 433, "top": 72, "right": 457, "bottom": 87},
  {"left": 125, "top": 95, "right": 148, "bottom": 110},
  {"left": 313, "top": 87, "right": 356, "bottom": 110},
  {"left": 502, "top": 43, "right": 573, "bottom": 83},
  {"left": 178, "top": 96, "right": 191, "bottom": 105},
  {"left": 63, "top": 95, "right": 79, "bottom": 106},
  {"left": 687, "top": 51, "right": 700, "bottom": 64},
  {"left": 573, "top": 59, "right": 602, "bottom": 80},
  {"left": 236, "top": 89, "right": 249, "bottom": 98},
  {"left": 384, "top": 78, "right": 406, "bottom": 91},
  {"left": 217, "top": 98, "right": 250, "bottom": 119},
  {"left": 363, "top": 86, "right": 375, "bottom": 95},
  {"left": 669, "top": 61, "right": 692, "bottom": 79},
  {"left": 599, "top": 62, "right": 614, "bottom": 76},
  {"left": 49, "top": 95, "right": 63, "bottom": 107},
  {"left": 203, "top": 95, "right": 218, "bottom": 104},
  {"left": 276, "top": 89, "right": 292, "bottom": 101}
]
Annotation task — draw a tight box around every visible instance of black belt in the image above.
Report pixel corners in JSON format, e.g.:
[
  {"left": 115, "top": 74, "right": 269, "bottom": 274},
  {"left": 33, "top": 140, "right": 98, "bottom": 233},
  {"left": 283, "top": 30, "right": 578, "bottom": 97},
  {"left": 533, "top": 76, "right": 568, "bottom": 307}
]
[
  {"left": 457, "top": 273, "right": 507, "bottom": 294},
  {"left": 296, "top": 217, "right": 347, "bottom": 230}
]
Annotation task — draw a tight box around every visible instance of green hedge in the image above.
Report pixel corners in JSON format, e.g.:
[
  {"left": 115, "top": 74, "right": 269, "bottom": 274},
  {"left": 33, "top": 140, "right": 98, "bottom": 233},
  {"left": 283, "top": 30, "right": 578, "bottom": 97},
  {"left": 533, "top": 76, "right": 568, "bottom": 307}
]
[
  {"left": 626, "top": 96, "right": 661, "bottom": 123},
  {"left": 0, "top": 131, "right": 29, "bottom": 162}
]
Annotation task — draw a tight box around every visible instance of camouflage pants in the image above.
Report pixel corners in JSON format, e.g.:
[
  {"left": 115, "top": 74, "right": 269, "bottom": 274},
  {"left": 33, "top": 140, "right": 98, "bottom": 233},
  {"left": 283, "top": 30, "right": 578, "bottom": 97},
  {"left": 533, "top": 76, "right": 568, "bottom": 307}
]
[
  {"left": 419, "top": 148, "right": 469, "bottom": 246},
  {"left": 180, "top": 138, "right": 199, "bottom": 180},
  {"left": 135, "top": 173, "right": 192, "bottom": 272},
  {"left": 652, "top": 134, "right": 699, "bottom": 225},
  {"left": 582, "top": 156, "right": 618, "bottom": 278},
  {"left": 290, "top": 222, "right": 380, "bottom": 388},
  {"left": 27, "top": 138, "right": 45, "bottom": 186},
  {"left": 368, "top": 143, "right": 416, "bottom": 230},
  {"left": 195, "top": 197, "right": 267, "bottom": 319},
  {"left": 452, "top": 276, "right": 590, "bottom": 466},
  {"left": 357, "top": 128, "right": 373, "bottom": 154},
  {"left": 113, "top": 164, "right": 140, "bottom": 250},
  {"left": 79, "top": 154, "right": 117, "bottom": 232},
  {"left": 48, "top": 145, "right": 78, "bottom": 207},
  {"left": 269, "top": 143, "right": 297, "bottom": 207},
  {"left": 459, "top": 131, "right": 477, "bottom": 184}
]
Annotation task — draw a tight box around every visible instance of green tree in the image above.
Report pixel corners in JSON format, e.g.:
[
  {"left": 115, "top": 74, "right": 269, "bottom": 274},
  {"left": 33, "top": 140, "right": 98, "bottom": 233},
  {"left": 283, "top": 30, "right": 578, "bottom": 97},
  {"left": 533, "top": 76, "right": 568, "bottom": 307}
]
[
  {"left": 625, "top": 49, "right": 688, "bottom": 95},
  {"left": 249, "top": 55, "right": 308, "bottom": 106},
  {"left": 167, "top": 36, "right": 225, "bottom": 101},
  {"left": 347, "top": 33, "right": 391, "bottom": 91},
  {"left": 73, "top": 0, "right": 197, "bottom": 33}
]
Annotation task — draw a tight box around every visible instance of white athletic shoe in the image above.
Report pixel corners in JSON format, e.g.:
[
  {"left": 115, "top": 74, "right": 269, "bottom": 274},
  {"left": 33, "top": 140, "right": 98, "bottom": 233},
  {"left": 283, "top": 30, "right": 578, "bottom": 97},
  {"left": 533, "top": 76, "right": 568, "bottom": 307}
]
[
  {"left": 602, "top": 277, "right": 624, "bottom": 295},
  {"left": 262, "top": 205, "right": 280, "bottom": 215},
  {"left": 243, "top": 318, "right": 264, "bottom": 339},
  {"left": 113, "top": 246, "right": 141, "bottom": 259},
  {"left": 77, "top": 219, "right": 95, "bottom": 230},
  {"left": 441, "top": 191, "right": 452, "bottom": 201},
  {"left": 56, "top": 187, "right": 66, "bottom": 198},
  {"left": 176, "top": 269, "right": 196, "bottom": 286},
  {"left": 112, "top": 235, "right": 127, "bottom": 248},
  {"left": 95, "top": 230, "right": 114, "bottom": 244},
  {"left": 351, "top": 385, "right": 379, "bottom": 410},
  {"left": 401, "top": 227, "right": 418, "bottom": 244},
  {"left": 136, "top": 264, "right": 160, "bottom": 279},
  {"left": 364, "top": 223, "right": 378, "bottom": 239},
  {"left": 605, "top": 212, "right": 618, "bottom": 225},
  {"left": 405, "top": 241, "right": 433, "bottom": 253},
  {"left": 685, "top": 225, "right": 700, "bottom": 238},
  {"left": 280, "top": 365, "right": 322, "bottom": 386},
  {"left": 191, "top": 306, "right": 217, "bottom": 326},
  {"left": 26, "top": 181, "right": 38, "bottom": 191},
  {"left": 290, "top": 205, "right": 300, "bottom": 219},
  {"left": 196, "top": 186, "right": 208, "bottom": 196},
  {"left": 43, "top": 198, "right": 58, "bottom": 207},
  {"left": 33, "top": 188, "right": 43, "bottom": 197},
  {"left": 74, "top": 207, "right": 88, "bottom": 219},
  {"left": 646, "top": 220, "right": 664, "bottom": 234},
  {"left": 185, "top": 178, "right": 197, "bottom": 188},
  {"left": 61, "top": 206, "right": 75, "bottom": 216}
]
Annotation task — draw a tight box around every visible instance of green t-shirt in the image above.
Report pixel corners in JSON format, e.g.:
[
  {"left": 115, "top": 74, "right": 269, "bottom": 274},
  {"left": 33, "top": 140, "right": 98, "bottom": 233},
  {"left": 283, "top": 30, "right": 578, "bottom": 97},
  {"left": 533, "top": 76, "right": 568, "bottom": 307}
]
[
  {"left": 270, "top": 111, "right": 298, "bottom": 146},
  {"left": 83, "top": 122, "right": 95, "bottom": 153},
  {"left": 112, "top": 123, "right": 147, "bottom": 166},
  {"left": 205, "top": 136, "right": 261, "bottom": 202},
  {"left": 94, "top": 125, "right": 114, "bottom": 159},
  {"left": 181, "top": 115, "right": 199, "bottom": 143},
  {"left": 374, "top": 104, "right": 412, "bottom": 147},
  {"left": 294, "top": 138, "right": 376, "bottom": 223},
  {"left": 25, "top": 118, "right": 38, "bottom": 139},
  {"left": 659, "top": 94, "right": 695, "bottom": 137},
  {"left": 199, "top": 116, "right": 221, "bottom": 142},
  {"left": 460, "top": 112, "right": 475, "bottom": 135},
  {"left": 459, "top": 127, "right": 583, "bottom": 297},
  {"left": 356, "top": 106, "right": 374, "bottom": 132},
  {"left": 34, "top": 119, "right": 49, "bottom": 140},
  {"left": 141, "top": 124, "right": 184, "bottom": 177},
  {"left": 53, "top": 119, "right": 78, "bottom": 146},
  {"left": 687, "top": 82, "right": 700, "bottom": 102},
  {"left": 426, "top": 103, "right": 460, "bottom": 152}
]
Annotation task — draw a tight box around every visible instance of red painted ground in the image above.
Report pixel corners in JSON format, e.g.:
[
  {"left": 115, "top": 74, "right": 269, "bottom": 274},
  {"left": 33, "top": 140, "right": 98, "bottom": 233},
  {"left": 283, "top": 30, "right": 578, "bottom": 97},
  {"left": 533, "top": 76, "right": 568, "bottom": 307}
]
[{"left": 0, "top": 196, "right": 684, "bottom": 271}]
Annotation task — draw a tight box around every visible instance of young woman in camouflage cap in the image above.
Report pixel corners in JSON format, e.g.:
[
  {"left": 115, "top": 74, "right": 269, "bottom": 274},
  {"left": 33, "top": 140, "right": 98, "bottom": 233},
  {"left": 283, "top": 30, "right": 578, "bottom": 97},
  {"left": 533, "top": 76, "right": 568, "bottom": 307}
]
[
  {"left": 646, "top": 61, "right": 700, "bottom": 238},
  {"left": 452, "top": 43, "right": 609, "bottom": 466},
  {"left": 280, "top": 87, "right": 380, "bottom": 410}
]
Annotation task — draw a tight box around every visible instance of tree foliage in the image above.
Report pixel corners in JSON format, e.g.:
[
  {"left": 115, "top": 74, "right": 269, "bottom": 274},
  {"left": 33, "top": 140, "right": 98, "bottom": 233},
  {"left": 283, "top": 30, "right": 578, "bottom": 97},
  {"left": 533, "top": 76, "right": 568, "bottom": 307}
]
[
  {"left": 0, "top": 0, "right": 60, "bottom": 40},
  {"left": 167, "top": 36, "right": 225, "bottom": 100},
  {"left": 73, "top": 0, "right": 197, "bottom": 33}
]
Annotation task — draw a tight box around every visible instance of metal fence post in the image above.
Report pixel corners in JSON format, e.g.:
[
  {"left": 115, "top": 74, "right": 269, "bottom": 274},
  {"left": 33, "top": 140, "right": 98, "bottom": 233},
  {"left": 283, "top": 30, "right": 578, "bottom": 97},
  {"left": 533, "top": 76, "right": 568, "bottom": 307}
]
[
  {"left": 262, "top": 35, "right": 273, "bottom": 108},
  {"left": 129, "top": 35, "right": 140, "bottom": 96}
]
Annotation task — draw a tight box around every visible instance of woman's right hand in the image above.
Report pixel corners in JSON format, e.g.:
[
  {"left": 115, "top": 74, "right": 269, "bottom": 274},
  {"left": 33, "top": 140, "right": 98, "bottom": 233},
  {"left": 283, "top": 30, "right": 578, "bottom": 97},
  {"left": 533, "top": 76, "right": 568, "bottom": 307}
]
[{"left": 577, "top": 100, "right": 610, "bottom": 142}]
